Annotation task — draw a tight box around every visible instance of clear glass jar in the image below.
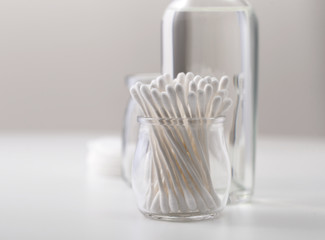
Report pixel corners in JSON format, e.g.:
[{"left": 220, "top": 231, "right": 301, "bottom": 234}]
[
  {"left": 122, "top": 74, "right": 159, "bottom": 185},
  {"left": 162, "top": 0, "right": 258, "bottom": 203},
  {"left": 132, "top": 117, "right": 231, "bottom": 221}
]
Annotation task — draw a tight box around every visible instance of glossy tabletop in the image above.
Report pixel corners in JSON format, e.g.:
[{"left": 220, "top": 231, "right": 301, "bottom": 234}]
[{"left": 0, "top": 133, "right": 324, "bottom": 240}]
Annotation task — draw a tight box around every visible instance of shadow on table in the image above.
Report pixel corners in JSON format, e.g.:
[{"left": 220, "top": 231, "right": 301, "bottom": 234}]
[{"left": 217, "top": 198, "right": 325, "bottom": 231}]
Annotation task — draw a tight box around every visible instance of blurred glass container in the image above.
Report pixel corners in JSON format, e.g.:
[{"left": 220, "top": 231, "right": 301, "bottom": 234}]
[{"left": 122, "top": 73, "right": 159, "bottom": 185}]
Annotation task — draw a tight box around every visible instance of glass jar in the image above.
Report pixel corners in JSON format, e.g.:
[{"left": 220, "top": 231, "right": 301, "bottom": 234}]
[
  {"left": 162, "top": 0, "right": 258, "bottom": 203},
  {"left": 132, "top": 117, "right": 231, "bottom": 221},
  {"left": 122, "top": 74, "right": 159, "bottom": 185}
]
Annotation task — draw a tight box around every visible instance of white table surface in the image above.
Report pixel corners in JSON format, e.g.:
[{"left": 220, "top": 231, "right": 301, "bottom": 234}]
[{"left": 0, "top": 133, "right": 325, "bottom": 240}]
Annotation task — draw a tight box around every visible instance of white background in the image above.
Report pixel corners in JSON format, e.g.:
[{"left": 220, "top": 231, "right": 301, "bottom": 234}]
[{"left": 1, "top": 0, "right": 324, "bottom": 136}]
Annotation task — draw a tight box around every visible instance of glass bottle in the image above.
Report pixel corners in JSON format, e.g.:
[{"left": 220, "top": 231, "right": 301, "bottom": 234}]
[
  {"left": 132, "top": 117, "right": 231, "bottom": 221},
  {"left": 122, "top": 74, "right": 159, "bottom": 185},
  {"left": 162, "top": 0, "right": 258, "bottom": 203}
]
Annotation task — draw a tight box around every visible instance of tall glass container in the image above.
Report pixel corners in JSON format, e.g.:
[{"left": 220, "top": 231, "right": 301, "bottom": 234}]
[
  {"left": 162, "top": 0, "right": 258, "bottom": 203},
  {"left": 122, "top": 74, "right": 159, "bottom": 185}
]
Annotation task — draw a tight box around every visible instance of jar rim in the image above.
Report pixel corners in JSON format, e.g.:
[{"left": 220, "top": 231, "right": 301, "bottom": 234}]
[{"left": 137, "top": 116, "right": 225, "bottom": 125}]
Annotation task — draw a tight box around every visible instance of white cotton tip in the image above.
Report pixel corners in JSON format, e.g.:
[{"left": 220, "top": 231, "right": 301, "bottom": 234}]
[
  {"left": 192, "top": 192, "right": 208, "bottom": 212},
  {"left": 211, "top": 78, "right": 219, "bottom": 93},
  {"left": 193, "top": 75, "right": 201, "bottom": 84},
  {"left": 160, "top": 192, "right": 169, "bottom": 214},
  {"left": 168, "top": 190, "right": 179, "bottom": 213},
  {"left": 150, "top": 82, "right": 158, "bottom": 90},
  {"left": 129, "top": 86, "right": 137, "bottom": 97},
  {"left": 197, "top": 89, "right": 205, "bottom": 117},
  {"left": 204, "top": 76, "right": 212, "bottom": 84},
  {"left": 188, "top": 91, "right": 197, "bottom": 118},
  {"left": 130, "top": 86, "right": 148, "bottom": 116},
  {"left": 166, "top": 85, "right": 177, "bottom": 101},
  {"left": 175, "top": 83, "right": 185, "bottom": 100},
  {"left": 185, "top": 72, "right": 194, "bottom": 81},
  {"left": 177, "top": 72, "right": 186, "bottom": 83},
  {"left": 151, "top": 89, "right": 162, "bottom": 105},
  {"left": 167, "top": 85, "right": 182, "bottom": 118},
  {"left": 150, "top": 77, "right": 157, "bottom": 85},
  {"left": 200, "top": 188, "right": 217, "bottom": 210},
  {"left": 204, "top": 84, "right": 213, "bottom": 110},
  {"left": 140, "top": 85, "right": 160, "bottom": 117},
  {"left": 210, "top": 96, "right": 222, "bottom": 118},
  {"left": 175, "top": 83, "right": 190, "bottom": 117},
  {"left": 140, "top": 85, "right": 152, "bottom": 102},
  {"left": 134, "top": 81, "right": 142, "bottom": 91},
  {"left": 157, "top": 76, "right": 166, "bottom": 91},
  {"left": 183, "top": 189, "right": 197, "bottom": 211},
  {"left": 189, "top": 80, "right": 197, "bottom": 92},
  {"left": 163, "top": 73, "right": 172, "bottom": 83},
  {"left": 198, "top": 78, "right": 208, "bottom": 90},
  {"left": 219, "top": 76, "right": 229, "bottom": 90},
  {"left": 150, "top": 193, "right": 161, "bottom": 213},
  {"left": 151, "top": 89, "right": 167, "bottom": 117},
  {"left": 184, "top": 72, "right": 194, "bottom": 94},
  {"left": 204, "top": 84, "right": 213, "bottom": 99},
  {"left": 162, "top": 92, "right": 174, "bottom": 117},
  {"left": 130, "top": 87, "right": 143, "bottom": 107},
  {"left": 156, "top": 75, "right": 164, "bottom": 81},
  {"left": 220, "top": 99, "right": 233, "bottom": 115}
]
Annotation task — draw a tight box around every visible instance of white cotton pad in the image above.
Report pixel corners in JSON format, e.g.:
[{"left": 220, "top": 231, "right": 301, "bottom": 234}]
[{"left": 86, "top": 136, "right": 121, "bottom": 177}]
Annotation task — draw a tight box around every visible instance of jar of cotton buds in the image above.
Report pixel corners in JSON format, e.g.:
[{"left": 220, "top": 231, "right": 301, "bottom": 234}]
[{"left": 130, "top": 72, "right": 232, "bottom": 221}]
